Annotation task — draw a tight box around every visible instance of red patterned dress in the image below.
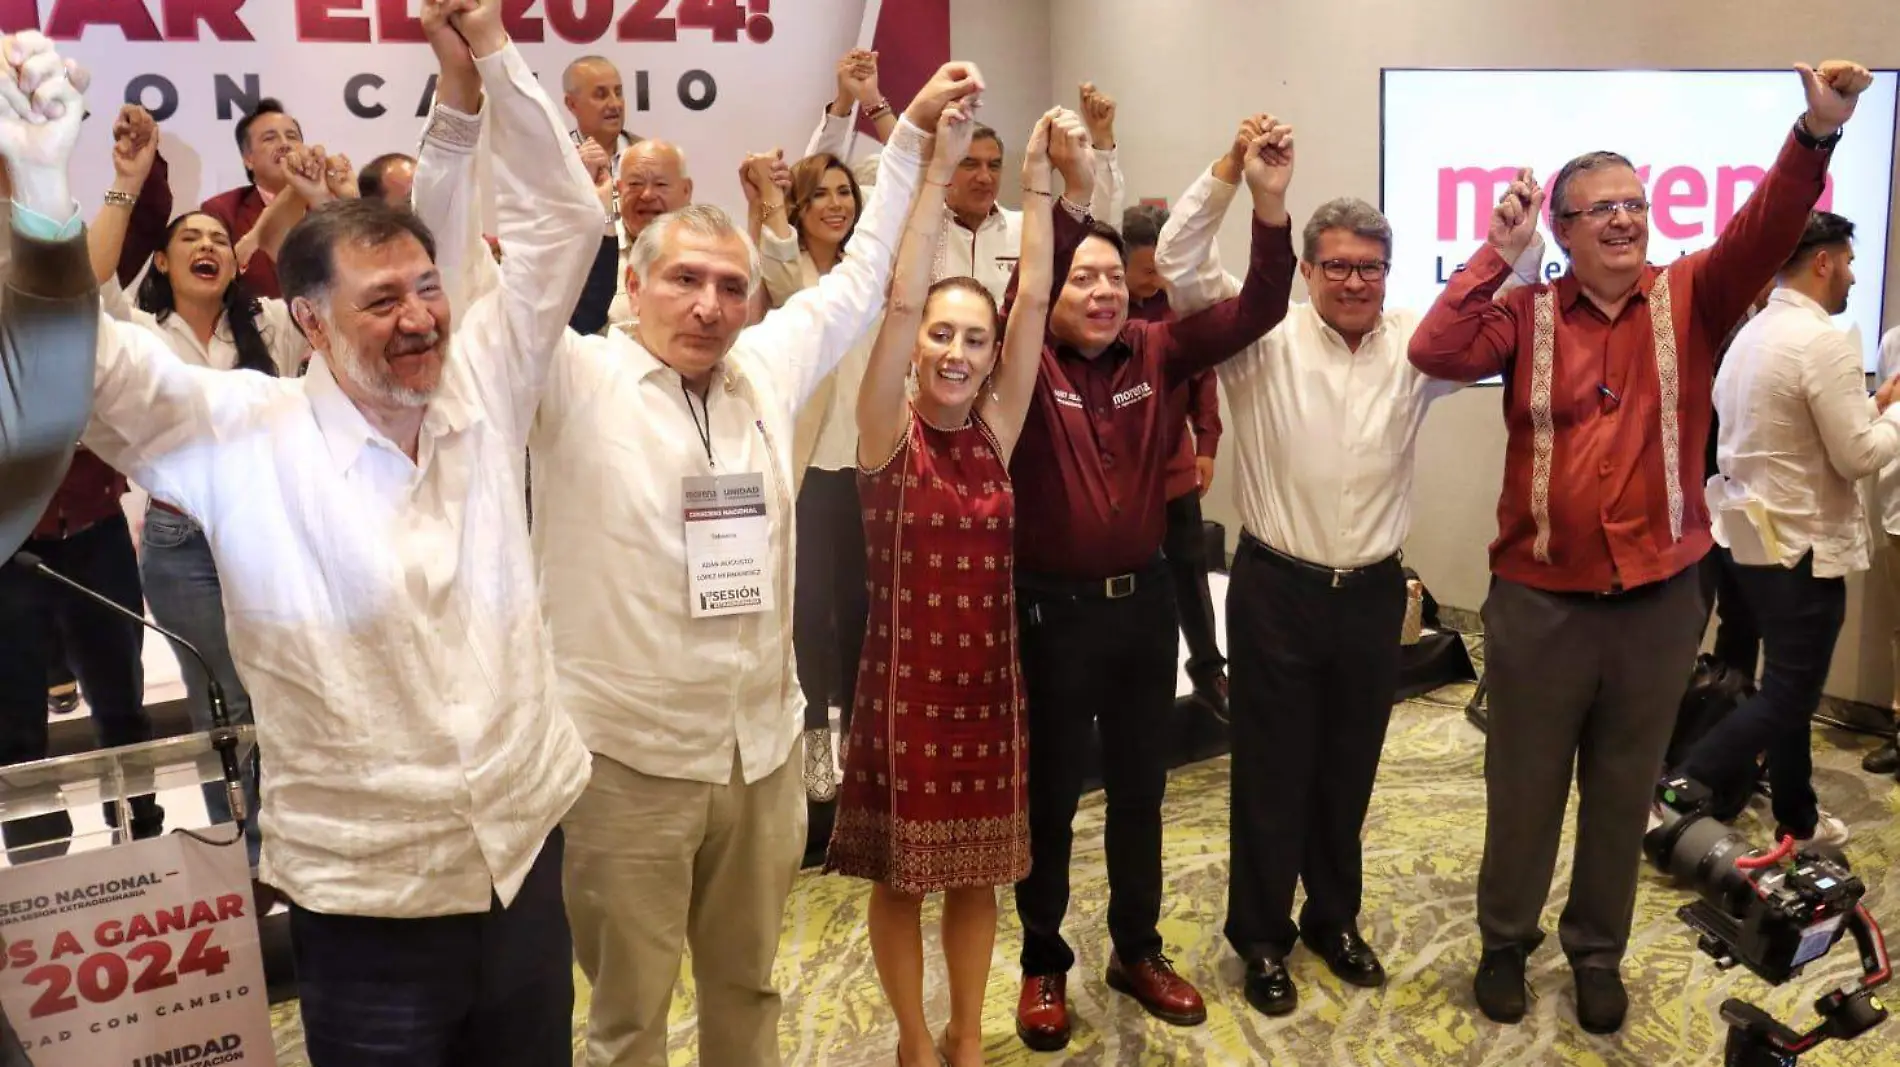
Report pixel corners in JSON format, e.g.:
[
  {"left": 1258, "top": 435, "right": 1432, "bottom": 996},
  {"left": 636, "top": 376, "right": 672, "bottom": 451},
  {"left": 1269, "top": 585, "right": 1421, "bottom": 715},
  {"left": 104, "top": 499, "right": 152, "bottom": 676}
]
[{"left": 826, "top": 411, "right": 1030, "bottom": 894}]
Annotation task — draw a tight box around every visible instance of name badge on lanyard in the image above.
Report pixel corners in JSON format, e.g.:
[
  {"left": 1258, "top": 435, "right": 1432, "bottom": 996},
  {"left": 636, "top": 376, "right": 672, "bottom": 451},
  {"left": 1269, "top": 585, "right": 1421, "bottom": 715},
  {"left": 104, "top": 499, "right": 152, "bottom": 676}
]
[{"left": 683, "top": 472, "right": 774, "bottom": 618}]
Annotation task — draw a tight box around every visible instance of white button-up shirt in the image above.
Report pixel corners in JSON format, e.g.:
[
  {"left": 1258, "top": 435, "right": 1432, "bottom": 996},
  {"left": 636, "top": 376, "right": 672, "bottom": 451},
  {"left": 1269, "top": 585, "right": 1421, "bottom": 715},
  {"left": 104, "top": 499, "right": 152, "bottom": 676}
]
[
  {"left": 1712, "top": 288, "right": 1900, "bottom": 577},
  {"left": 1872, "top": 326, "right": 1900, "bottom": 537},
  {"left": 99, "top": 279, "right": 306, "bottom": 377},
  {"left": 79, "top": 43, "right": 600, "bottom": 919},
  {"left": 805, "top": 108, "right": 1125, "bottom": 305},
  {"left": 523, "top": 119, "right": 929, "bottom": 786},
  {"left": 1156, "top": 168, "right": 1540, "bottom": 568}
]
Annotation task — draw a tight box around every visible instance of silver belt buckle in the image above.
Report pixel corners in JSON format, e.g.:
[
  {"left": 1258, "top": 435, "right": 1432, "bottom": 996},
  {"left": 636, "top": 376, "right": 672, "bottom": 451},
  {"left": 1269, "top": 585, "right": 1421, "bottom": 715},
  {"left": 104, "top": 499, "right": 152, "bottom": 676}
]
[
  {"left": 1331, "top": 568, "right": 1350, "bottom": 589},
  {"left": 1105, "top": 573, "right": 1137, "bottom": 599}
]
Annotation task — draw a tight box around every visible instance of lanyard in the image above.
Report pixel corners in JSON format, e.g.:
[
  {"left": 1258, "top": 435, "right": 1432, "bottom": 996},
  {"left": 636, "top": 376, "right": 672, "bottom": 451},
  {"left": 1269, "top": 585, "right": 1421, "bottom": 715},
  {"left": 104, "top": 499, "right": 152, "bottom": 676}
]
[{"left": 682, "top": 381, "right": 715, "bottom": 466}]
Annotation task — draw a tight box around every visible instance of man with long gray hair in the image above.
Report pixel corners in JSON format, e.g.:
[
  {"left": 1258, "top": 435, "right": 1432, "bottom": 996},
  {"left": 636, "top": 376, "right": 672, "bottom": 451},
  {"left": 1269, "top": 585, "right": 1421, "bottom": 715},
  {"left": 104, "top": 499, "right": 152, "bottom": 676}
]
[
  {"left": 1411, "top": 60, "right": 1871, "bottom": 1035},
  {"left": 1157, "top": 116, "right": 1544, "bottom": 1019}
]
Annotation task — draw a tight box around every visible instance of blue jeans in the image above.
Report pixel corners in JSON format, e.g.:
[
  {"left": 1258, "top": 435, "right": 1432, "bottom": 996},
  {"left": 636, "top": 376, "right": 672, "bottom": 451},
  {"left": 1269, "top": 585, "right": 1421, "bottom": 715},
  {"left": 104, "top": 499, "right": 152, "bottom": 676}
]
[{"left": 141, "top": 507, "right": 262, "bottom": 867}]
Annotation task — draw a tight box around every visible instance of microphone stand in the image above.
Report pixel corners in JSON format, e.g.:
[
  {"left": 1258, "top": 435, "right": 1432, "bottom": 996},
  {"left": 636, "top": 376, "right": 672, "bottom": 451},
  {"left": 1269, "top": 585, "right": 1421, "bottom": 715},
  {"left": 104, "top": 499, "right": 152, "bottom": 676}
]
[{"left": 10, "top": 550, "right": 248, "bottom": 832}]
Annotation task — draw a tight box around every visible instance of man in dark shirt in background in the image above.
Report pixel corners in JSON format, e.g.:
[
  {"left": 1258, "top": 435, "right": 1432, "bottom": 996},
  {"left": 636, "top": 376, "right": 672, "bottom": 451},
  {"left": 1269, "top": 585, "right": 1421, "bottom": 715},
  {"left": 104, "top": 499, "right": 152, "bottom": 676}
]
[
  {"left": 1008, "top": 118, "right": 1295, "bottom": 1052},
  {"left": 1124, "top": 204, "right": 1229, "bottom": 716},
  {"left": 200, "top": 97, "right": 305, "bottom": 298}
]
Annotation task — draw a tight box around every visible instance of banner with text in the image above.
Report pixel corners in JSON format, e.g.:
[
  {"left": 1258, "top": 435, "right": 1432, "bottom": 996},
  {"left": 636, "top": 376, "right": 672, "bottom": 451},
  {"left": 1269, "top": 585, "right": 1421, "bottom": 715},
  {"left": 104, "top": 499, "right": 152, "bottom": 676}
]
[
  {"left": 5, "top": 1, "right": 877, "bottom": 217},
  {"left": 1382, "top": 69, "right": 1898, "bottom": 367},
  {"left": 0, "top": 832, "right": 273, "bottom": 1067}
]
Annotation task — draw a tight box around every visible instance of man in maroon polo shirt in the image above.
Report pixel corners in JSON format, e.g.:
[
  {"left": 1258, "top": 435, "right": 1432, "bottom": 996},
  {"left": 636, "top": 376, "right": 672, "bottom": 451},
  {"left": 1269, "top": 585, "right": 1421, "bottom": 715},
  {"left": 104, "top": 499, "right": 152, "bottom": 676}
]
[
  {"left": 1123, "top": 203, "right": 1228, "bottom": 715},
  {"left": 200, "top": 97, "right": 304, "bottom": 299},
  {"left": 1009, "top": 116, "right": 1296, "bottom": 1051},
  {"left": 1409, "top": 60, "right": 1873, "bottom": 1035}
]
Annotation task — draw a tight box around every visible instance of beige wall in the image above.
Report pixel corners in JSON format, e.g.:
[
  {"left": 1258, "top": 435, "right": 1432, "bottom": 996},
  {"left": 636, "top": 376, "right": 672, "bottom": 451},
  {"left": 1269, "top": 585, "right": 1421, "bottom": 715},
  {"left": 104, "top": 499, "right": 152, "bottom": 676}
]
[
  {"left": 950, "top": 0, "right": 1055, "bottom": 212},
  {"left": 1033, "top": 0, "right": 1900, "bottom": 704}
]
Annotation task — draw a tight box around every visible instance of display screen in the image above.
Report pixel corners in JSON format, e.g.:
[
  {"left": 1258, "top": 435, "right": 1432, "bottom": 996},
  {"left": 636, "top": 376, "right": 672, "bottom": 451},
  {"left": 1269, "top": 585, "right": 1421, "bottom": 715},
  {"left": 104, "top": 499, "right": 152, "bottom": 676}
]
[{"left": 1382, "top": 69, "right": 1899, "bottom": 369}]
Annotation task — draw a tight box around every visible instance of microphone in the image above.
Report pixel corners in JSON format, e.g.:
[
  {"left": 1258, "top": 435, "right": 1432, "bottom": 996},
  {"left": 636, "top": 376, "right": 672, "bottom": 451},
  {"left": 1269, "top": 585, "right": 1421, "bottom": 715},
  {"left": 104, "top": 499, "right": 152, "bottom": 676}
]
[{"left": 10, "top": 550, "right": 248, "bottom": 831}]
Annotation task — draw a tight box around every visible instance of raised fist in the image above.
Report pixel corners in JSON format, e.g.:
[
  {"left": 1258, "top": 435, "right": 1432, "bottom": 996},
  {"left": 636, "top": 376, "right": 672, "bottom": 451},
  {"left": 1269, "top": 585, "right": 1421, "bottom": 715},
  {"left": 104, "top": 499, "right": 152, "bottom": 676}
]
[
  {"left": 1488, "top": 166, "right": 1544, "bottom": 262},
  {"left": 1798, "top": 59, "right": 1874, "bottom": 137}
]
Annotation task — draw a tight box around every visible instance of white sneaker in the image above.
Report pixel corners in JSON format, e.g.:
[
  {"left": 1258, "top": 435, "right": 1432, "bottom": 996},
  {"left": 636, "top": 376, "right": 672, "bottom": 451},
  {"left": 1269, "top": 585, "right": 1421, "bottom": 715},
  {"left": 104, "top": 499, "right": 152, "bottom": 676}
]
[{"left": 1789, "top": 810, "right": 1851, "bottom": 850}]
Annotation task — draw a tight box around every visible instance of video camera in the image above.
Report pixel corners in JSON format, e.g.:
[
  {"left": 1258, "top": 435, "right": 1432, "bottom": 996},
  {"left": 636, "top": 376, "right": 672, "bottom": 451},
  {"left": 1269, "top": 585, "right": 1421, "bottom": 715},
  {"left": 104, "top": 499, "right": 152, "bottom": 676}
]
[{"left": 1644, "top": 775, "right": 1891, "bottom": 1066}]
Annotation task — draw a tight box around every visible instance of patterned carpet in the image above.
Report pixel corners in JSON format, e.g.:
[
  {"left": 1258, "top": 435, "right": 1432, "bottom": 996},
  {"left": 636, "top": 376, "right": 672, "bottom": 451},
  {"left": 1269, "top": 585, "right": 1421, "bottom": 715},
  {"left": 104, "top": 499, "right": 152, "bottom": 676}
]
[{"left": 267, "top": 659, "right": 1900, "bottom": 1066}]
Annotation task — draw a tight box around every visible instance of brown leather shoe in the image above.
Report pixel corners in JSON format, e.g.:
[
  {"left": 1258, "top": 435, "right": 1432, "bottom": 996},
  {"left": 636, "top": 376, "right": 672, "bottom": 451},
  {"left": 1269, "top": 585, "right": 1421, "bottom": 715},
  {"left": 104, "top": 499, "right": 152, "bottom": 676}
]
[
  {"left": 1105, "top": 952, "right": 1207, "bottom": 1026},
  {"left": 1015, "top": 974, "right": 1071, "bottom": 1051}
]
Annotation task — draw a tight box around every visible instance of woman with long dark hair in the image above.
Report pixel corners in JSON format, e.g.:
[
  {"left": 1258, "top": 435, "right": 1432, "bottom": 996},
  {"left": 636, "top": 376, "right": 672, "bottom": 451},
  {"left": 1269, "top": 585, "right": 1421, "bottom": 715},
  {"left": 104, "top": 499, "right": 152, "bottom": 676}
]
[
  {"left": 749, "top": 151, "right": 873, "bottom": 809},
  {"left": 87, "top": 130, "right": 333, "bottom": 869}
]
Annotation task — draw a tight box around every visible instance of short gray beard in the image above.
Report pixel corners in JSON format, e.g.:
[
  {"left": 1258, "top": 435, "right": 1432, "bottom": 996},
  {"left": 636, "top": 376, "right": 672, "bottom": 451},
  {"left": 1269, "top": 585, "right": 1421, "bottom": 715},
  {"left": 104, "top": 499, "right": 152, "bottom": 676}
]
[{"left": 327, "top": 322, "right": 445, "bottom": 409}]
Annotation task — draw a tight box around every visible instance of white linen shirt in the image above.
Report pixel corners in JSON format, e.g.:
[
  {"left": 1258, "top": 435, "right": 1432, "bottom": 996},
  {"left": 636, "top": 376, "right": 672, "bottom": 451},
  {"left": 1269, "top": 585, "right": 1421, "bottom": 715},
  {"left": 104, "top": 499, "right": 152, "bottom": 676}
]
[
  {"left": 1711, "top": 289, "right": 1900, "bottom": 577},
  {"left": 524, "top": 119, "right": 930, "bottom": 786},
  {"left": 1872, "top": 325, "right": 1900, "bottom": 536},
  {"left": 78, "top": 43, "right": 600, "bottom": 919},
  {"left": 805, "top": 108, "right": 1126, "bottom": 304},
  {"left": 99, "top": 278, "right": 306, "bottom": 377},
  {"left": 1156, "top": 168, "right": 1541, "bottom": 568}
]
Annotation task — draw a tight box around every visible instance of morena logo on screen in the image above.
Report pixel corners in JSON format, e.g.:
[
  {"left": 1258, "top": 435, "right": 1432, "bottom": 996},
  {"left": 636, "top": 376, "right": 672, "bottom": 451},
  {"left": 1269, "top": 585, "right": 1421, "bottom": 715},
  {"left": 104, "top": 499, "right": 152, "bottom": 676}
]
[{"left": 1436, "top": 164, "right": 1837, "bottom": 243}]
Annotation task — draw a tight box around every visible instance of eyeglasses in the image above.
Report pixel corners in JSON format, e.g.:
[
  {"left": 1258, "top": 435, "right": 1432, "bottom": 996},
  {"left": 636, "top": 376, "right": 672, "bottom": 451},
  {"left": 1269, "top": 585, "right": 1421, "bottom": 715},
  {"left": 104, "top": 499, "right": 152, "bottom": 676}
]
[
  {"left": 1557, "top": 198, "right": 1650, "bottom": 222},
  {"left": 1316, "top": 259, "right": 1390, "bottom": 282}
]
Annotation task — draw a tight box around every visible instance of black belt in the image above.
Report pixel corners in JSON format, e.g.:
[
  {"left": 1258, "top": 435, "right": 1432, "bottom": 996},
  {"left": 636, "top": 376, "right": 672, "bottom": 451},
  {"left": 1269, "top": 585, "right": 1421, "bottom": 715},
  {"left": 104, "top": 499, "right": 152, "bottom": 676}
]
[
  {"left": 1016, "top": 555, "right": 1166, "bottom": 601},
  {"left": 1238, "top": 532, "right": 1399, "bottom": 588}
]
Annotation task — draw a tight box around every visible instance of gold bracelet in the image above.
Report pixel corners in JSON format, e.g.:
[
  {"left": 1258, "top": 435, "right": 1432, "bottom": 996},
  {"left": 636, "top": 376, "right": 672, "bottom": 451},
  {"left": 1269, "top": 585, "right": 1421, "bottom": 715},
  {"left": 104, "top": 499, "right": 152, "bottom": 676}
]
[
  {"left": 1022, "top": 187, "right": 1054, "bottom": 198},
  {"left": 103, "top": 190, "right": 137, "bottom": 208}
]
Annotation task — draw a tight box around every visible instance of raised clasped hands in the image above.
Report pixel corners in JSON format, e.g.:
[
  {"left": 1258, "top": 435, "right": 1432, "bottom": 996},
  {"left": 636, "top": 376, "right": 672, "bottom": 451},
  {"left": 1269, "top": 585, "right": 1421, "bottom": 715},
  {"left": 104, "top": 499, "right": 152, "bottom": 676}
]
[
  {"left": 1488, "top": 166, "right": 1544, "bottom": 262},
  {"left": 110, "top": 104, "right": 159, "bottom": 185},
  {"left": 1797, "top": 59, "right": 1873, "bottom": 139},
  {"left": 739, "top": 149, "right": 789, "bottom": 208},
  {"left": 1078, "top": 81, "right": 1116, "bottom": 150},
  {"left": 904, "top": 61, "right": 985, "bottom": 132},
  {"left": 933, "top": 97, "right": 979, "bottom": 173},
  {"left": 282, "top": 144, "right": 333, "bottom": 205},
  {"left": 0, "top": 30, "right": 90, "bottom": 215}
]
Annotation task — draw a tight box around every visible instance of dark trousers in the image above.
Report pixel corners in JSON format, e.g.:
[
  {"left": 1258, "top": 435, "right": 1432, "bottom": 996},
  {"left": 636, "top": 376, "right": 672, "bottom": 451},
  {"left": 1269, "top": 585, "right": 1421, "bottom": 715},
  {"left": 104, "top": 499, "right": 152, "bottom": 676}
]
[
  {"left": 1223, "top": 538, "right": 1405, "bottom": 962},
  {"left": 1698, "top": 545, "right": 1762, "bottom": 678},
  {"left": 1679, "top": 555, "right": 1842, "bottom": 837},
  {"left": 1477, "top": 568, "right": 1704, "bottom": 968},
  {"left": 1164, "top": 491, "right": 1225, "bottom": 685},
  {"left": 0, "top": 514, "right": 159, "bottom": 863},
  {"left": 793, "top": 468, "right": 869, "bottom": 732},
  {"left": 1014, "top": 560, "right": 1177, "bottom": 975},
  {"left": 290, "top": 831, "right": 574, "bottom": 1067}
]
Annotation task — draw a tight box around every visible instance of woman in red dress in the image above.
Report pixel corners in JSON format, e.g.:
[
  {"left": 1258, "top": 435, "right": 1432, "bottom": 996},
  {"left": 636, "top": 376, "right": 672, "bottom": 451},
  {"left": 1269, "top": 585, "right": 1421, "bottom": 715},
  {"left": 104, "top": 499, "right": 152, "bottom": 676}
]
[{"left": 827, "top": 103, "right": 1087, "bottom": 1067}]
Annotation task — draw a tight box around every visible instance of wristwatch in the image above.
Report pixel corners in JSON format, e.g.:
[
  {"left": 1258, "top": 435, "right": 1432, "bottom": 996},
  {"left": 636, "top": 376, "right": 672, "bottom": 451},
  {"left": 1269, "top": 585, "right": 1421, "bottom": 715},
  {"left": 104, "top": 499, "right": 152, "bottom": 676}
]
[{"left": 1794, "top": 115, "right": 1844, "bottom": 150}]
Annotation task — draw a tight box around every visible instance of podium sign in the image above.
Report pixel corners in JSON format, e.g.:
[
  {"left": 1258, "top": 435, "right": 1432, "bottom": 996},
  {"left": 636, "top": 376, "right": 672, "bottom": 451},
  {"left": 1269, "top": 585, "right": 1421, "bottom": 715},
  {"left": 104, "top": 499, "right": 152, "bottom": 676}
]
[{"left": 0, "top": 832, "right": 274, "bottom": 1067}]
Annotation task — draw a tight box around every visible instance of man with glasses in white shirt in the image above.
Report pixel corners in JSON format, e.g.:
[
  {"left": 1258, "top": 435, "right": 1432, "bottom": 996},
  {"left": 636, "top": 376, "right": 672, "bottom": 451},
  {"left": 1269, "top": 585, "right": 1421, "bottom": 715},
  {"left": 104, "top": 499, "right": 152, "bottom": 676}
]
[
  {"left": 21, "top": 1, "right": 604, "bottom": 1060},
  {"left": 1155, "top": 116, "right": 1541, "bottom": 1020},
  {"left": 1681, "top": 210, "right": 1900, "bottom": 847}
]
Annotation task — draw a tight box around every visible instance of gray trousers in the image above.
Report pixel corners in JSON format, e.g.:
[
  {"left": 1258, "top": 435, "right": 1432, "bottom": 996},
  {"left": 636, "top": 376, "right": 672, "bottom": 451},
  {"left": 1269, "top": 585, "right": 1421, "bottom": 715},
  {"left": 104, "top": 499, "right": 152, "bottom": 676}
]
[{"left": 1476, "top": 568, "right": 1703, "bottom": 969}]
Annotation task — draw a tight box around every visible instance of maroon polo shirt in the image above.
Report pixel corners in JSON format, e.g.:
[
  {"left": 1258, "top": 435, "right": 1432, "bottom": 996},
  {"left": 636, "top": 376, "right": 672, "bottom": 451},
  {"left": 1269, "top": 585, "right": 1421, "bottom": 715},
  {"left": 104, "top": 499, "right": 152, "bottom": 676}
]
[
  {"left": 1010, "top": 209, "right": 1293, "bottom": 580},
  {"left": 1129, "top": 292, "right": 1224, "bottom": 502},
  {"left": 201, "top": 184, "right": 281, "bottom": 298}
]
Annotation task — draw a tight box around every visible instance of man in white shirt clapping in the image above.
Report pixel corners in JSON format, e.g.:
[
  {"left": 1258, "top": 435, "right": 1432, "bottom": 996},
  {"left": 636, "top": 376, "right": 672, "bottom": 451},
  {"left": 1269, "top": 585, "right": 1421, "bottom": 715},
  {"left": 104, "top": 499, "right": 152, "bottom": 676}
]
[
  {"left": 1679, "top": 210, "right": 1900, "bottom": 845},
  {"left": 43, "top": 1, "right": 603, "bottom": 1061},
  {"left": 1154, "top": 117, "right": 1540, "bottom": 1018}
]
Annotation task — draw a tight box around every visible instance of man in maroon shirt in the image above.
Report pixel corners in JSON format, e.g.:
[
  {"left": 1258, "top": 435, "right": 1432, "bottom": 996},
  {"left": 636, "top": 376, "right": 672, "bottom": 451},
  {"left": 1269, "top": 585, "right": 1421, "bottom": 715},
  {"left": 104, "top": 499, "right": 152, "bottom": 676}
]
[
  {"left": 200, "top": 97, "right": 305, "bottom": 299},
  {"left": 1124, "top": 204, "right": 1229, "bottom": 713},
  {"left": 1009, "top": 120, "right": 1294, "bottom": 1051},
  {"left": 1409, "top": 60, "right": 1872, "bottom": 1035}
]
